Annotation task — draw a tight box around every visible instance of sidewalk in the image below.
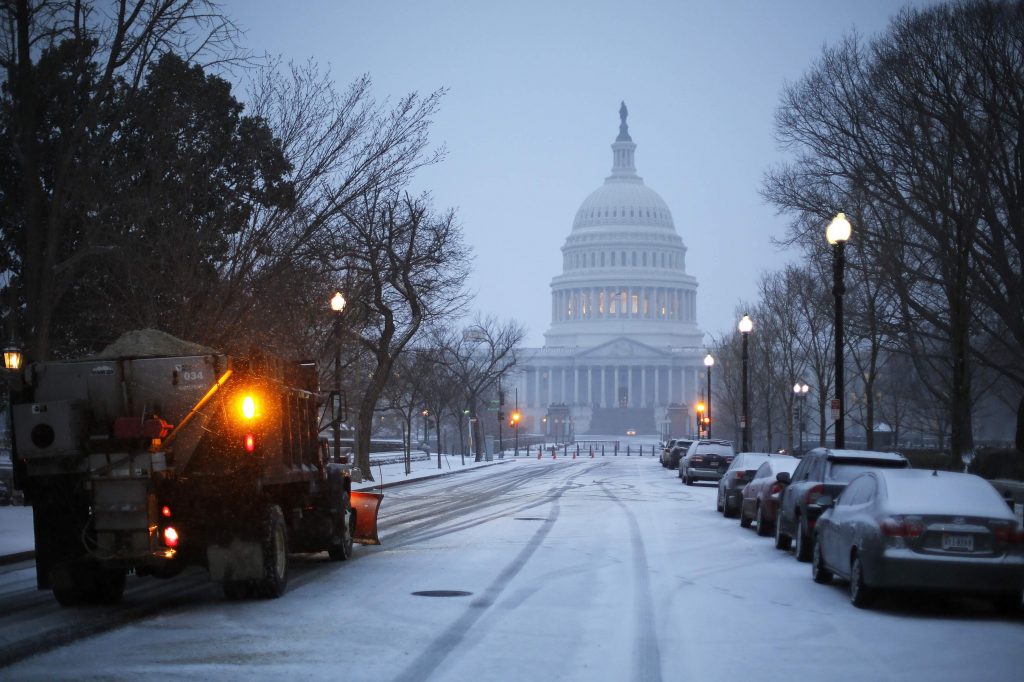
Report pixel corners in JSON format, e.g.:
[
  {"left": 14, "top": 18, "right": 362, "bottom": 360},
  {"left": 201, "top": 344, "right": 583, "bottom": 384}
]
[{"left": 0, "top": 452, "right": 515, "bottom": 561}]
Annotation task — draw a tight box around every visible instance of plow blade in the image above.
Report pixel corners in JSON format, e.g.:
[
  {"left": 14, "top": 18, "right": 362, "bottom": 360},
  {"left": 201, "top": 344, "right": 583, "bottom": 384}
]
[{"left": 350, "top": 491, "right": 383, "bottom": 545}]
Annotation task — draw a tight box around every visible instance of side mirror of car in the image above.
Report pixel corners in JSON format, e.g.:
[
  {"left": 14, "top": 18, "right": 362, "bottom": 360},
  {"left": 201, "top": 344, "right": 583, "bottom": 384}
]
[{"left": 776, "top": 472, "right": 791, "bottom": 484}]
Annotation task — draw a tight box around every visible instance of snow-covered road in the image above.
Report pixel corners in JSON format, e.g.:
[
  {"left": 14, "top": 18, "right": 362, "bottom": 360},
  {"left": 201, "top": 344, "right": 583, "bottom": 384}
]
[{"left": 2, "top": 457, "right": 1022, "bottom": 681}]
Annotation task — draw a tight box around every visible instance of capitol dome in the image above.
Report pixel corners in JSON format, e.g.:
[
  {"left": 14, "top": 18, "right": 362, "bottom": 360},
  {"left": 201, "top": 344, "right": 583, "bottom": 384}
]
[{"left": 544, "top": 102, "right": 702, "bottom": 349}]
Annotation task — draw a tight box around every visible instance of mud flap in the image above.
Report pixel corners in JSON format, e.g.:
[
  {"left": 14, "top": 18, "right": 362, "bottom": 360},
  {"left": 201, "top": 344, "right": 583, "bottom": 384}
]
[{"left": 350, "top": 491, "right": 382, "bottom": 545}]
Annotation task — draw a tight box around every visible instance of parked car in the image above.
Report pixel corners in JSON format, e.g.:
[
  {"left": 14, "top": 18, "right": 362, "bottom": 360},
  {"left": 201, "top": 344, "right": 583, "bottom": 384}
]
[
  {"left": 717, "top": 453, "right": 790, "bottom": 518},
  {"left": 660, "top": 439, "right": 678, "bottom": 467},
  {"left": 812, "top": 469, "right": 1024, "bottom": 611},
  {"left": 664, "top": 439, "right": 695, "bottom": 470},
  {"left": 775, "top": 448, "right": 910, "bottom": 562},
  {"left": 679, "top": 439, "right": 735, "bottom": 485},
  {"left": 739, "top": 457, "right": 802, "bottom": 535},
  {"left": 0, "top": 479, "right": 10, "bottom": 506}
]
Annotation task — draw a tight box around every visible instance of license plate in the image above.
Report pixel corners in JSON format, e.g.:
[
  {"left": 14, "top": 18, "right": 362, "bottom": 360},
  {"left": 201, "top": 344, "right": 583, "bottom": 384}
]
[{"left": 942, "top": 533, "right": 973, "bottom": 551}]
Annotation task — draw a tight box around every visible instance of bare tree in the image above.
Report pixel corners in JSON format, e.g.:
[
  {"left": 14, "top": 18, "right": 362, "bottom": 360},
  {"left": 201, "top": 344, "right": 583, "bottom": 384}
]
[
  {"left": 336, "top": 191, "right": 470, "bottom": 479},
  {"left": 436, "top": 315, "right": 525, "bottom": 462}
]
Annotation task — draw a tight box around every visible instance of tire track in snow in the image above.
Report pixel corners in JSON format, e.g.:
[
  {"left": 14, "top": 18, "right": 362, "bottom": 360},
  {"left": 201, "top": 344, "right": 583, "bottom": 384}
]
[
  {"left": 599, "top": 480, "right": 664, "bottom": 682},
  {"left": 391, "top": 464, "right": 598, "bottom": 682}
]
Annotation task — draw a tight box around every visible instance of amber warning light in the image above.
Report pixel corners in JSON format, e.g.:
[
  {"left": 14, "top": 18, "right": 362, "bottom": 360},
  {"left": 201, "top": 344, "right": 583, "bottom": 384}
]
[{"left": 242, "top": 395, "right": 256, "bottom": 420}]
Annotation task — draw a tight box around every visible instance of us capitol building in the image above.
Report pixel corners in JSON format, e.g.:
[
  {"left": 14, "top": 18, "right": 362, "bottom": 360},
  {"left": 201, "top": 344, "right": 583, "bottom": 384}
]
[{"left": 510, "top": 103, "right": 706, "bottom": 438}]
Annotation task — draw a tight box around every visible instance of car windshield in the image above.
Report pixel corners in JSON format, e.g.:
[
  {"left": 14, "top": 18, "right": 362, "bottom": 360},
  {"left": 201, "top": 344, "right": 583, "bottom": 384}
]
[
  {"left": 828, "top": 460, "right": 906, "bottom": 482},
  {"left": 695, "top": 445, "right": 733, "bottom": 457}
]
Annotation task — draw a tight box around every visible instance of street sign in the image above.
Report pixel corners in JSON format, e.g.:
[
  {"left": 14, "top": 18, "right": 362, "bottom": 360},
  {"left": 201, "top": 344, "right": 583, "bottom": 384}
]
[{"left": 831, "top": 398, "right": 840, "bottom": 421}]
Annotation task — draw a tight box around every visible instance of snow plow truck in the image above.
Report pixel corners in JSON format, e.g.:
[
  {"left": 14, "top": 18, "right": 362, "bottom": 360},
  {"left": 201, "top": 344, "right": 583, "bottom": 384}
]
[{"left": 7, "top": 330, "right": 381, "bottom": 606}]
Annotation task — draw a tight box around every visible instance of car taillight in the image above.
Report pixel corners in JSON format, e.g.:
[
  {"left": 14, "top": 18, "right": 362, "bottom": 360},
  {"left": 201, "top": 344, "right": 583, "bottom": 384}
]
[
  {"left": 734, "top": 471, "right": 746, "bottom": 480},
  {"left": 880, "top": 516, "right": 924, "bottom": 538},
  {"left": 161, "top": 505, "right": 172, "bottom": 518},
  {"left": 691, "top": 456, "right": 704, "bottom": 464},
  {"left": 993, "top": 525, "right": 1024, "bottom": 544},
  {"left": 805, "top": 483, "right": 824, "bottom": 506},
  {"left": 768, "top": 482, "right": 783, "bottom": 495}
]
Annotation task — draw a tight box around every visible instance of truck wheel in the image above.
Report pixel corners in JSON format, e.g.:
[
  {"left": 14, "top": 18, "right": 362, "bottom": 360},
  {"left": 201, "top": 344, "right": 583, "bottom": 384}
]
[
  {"left": 327, "top": 509, "right": 354, "bottom": 561},
  {"left": 256, "top": 504, "right": 289, "bottom": 598},
  {"left": 93, "top": 567, "right": 127, "bottom": 604}
]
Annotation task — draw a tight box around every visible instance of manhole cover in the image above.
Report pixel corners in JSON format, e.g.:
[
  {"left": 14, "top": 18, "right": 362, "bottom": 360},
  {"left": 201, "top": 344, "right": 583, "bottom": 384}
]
[
  {"left": 412, "top": 590, "right": 473, "bottom": 598},
  {"left": 513, "top": 517, "right": 546, "bottom": 521}
]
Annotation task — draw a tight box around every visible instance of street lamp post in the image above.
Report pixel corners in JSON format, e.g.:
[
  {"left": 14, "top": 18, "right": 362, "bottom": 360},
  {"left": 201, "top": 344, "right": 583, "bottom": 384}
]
[
  {"left": 738, "top": 314, "right": 753, "bottom": 452},
  {"left": 330, "top": 292, "right": 346, "bottom": 463},
  {"left": 704, "top": 353, "right": 714, "bottom": 438},
  {"left": 827, "top": 213, "right": 852, "bottom": 449},
  {"left": 696, "top": 401, "right": 706, "bottom": 439},
  {"left": 793, "top": 382, "right": 810, "bottom": 454}
]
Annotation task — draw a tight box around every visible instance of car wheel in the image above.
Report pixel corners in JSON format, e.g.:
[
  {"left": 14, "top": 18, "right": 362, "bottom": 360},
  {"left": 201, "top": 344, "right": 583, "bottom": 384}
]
[
  {"left": 849, "top": 554, "right": 875, "bottom": 608},
  {"left": 774, "top": 516, "right": 791, "bottom": 550},
  {"left": 755, "top": 504, "right": 771, "bottom": 537},
  {"left": 812, "top": 539, "right": 833, "bottom": 584},
  {"left": 684, "top": 472, "right": 693, "bottom": 486},
  {"left": 795, "top": 519, "right": 813, "bottom": 562},
  {"left": 739, "top": 503, "right": 752, "bottom": 528},
  {"left": 724, "top": 496, "right": 738, "bottom": 519}
]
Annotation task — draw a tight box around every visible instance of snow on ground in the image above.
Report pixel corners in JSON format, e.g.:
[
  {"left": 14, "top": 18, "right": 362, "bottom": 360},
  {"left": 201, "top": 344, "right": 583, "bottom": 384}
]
[{"left": 4, "top": 453, "right": 1022, "bottom": 681}]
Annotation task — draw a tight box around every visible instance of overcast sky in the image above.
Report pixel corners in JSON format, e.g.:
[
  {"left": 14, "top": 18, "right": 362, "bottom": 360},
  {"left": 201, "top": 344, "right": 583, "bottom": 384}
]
[{"left": 221, "top": 0, "right": 940, "bottom": 347}]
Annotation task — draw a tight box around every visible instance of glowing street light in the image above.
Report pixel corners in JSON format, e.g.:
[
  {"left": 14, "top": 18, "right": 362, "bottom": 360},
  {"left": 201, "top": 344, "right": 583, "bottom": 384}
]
[
  {"left": 827, "top": 213, "right": 851, "bottom": 448},
  {"left": 330, "top": 291, "right": 347, "bottom": 463},
  {"left": 738, "top": 314, "right": 753, "bottom": 451},
  {"left": 793, "top": 382, "right": 810, "bottom": 454},
  {"left": 704, "top": 353, "right": 714, "bottom": 438}
]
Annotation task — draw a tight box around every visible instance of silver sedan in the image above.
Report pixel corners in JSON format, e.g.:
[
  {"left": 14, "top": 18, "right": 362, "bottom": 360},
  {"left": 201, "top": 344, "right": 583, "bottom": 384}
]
[{"left": 811, "top": 468, "right": 1024, "bottom": 612}]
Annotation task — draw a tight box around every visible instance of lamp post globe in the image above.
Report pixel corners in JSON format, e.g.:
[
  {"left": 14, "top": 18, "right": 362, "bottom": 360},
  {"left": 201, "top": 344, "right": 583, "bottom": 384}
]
[
  {"left": 738, "top": 315, "right": 752, "bottom": 451},
  {"left": 826, "top": 213, "right": 851, "bottom": 448}
]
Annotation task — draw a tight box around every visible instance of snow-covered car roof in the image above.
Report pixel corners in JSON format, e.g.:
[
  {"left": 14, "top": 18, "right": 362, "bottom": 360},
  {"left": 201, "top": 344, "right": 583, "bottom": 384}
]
[{"left": 875, "top": 469, "right": 1016, "bottom": 519}]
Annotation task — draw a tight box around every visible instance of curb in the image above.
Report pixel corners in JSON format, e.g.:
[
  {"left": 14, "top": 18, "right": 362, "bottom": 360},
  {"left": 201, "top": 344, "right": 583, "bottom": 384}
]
[
  {"left": 0, "top": 549, "right": 34, "bottom": 566},
  {"left": 355, "top": 458, "right": 513, "bottom": 492}
]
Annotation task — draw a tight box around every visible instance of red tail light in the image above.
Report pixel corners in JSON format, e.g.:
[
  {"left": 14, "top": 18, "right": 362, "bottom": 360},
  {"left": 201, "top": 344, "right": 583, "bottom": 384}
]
[
  {"left": 734, "top": 471, "right": 746, "bottom": 480},
  {"left": 993, "top": 525, "right": 1024, "bottom": 544},
  {"left": 163, "top": 526, "right": 179, "bottom": 548},
  {"left": 768, "top": 482, "right": 783, "bottom": 495},
  {"left": 161, "top": 505, "right": 172, "bottom": 518},
  {"left": 245, "top": 434, "right": 256, "bottom": 453},
  {"left": 880, "top": 516, "right": 924, "bottom": 538},
  {"left": 805, "top": 483, "right": 824, "bottom": 506},
  {"left": 691, "top": 456, "right": 704, "bottom": 464}
]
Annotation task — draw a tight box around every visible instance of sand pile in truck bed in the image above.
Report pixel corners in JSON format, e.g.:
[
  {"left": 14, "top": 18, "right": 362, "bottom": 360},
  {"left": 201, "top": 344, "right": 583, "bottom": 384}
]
[{"left": 93, "top": 329, "right": 220, "bottom": 359}]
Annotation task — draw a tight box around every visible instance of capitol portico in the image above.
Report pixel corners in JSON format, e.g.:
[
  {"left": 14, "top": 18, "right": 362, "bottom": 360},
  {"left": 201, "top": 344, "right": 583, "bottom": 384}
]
[{"left": 512, "top": 103, "right": 706, "bottom": 438}]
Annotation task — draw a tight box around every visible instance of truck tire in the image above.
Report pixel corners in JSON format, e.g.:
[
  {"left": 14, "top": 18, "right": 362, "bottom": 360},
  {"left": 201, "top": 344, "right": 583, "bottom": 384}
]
[
  {"left": 327, "top": 507, "right": 354, "bottom": 561},
  {"left": 256, "top": 504, "right": 289, "bottom": 598}
]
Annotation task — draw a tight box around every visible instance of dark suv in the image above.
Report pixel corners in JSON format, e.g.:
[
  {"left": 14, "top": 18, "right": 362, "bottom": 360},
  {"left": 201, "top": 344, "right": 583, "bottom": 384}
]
[
  {"left": 679, "top": 439, "right": 735, "bottom": 485},
  {"left": 664, "top": 439, "right": 694, "bottom": 470},
  {"left": 774, "top": 448, "right": 910, "bottom": 562}
]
